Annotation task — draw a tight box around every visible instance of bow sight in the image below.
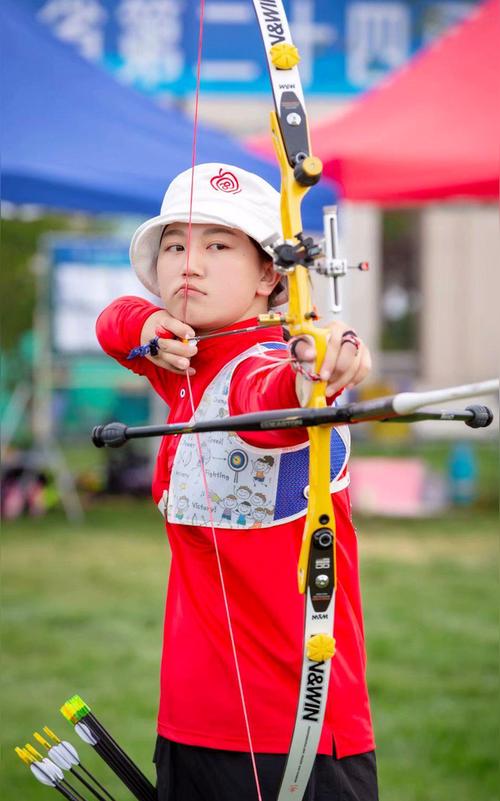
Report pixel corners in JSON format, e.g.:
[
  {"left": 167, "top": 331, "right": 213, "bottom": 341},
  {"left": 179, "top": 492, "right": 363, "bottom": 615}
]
[
  {"left": 318, "top": 206, "right": 370, "bottom": 314},
  {"left": 264, "top": 206, "right": 369, "bottom": 317}
]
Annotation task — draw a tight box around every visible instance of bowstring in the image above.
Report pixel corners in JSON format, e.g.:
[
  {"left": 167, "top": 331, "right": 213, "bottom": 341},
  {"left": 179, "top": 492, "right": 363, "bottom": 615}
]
[{"left": 181, "top": 2, "right": 263, "bottom": 798}]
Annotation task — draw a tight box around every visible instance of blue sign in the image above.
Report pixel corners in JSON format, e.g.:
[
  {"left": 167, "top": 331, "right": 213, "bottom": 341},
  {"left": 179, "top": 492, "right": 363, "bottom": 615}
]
[
  {"left": 45, "top": 236, "right": 155, "bottom": 354},
  {"left": 23, "top": 0, "right": 478, "bottom": 96}
]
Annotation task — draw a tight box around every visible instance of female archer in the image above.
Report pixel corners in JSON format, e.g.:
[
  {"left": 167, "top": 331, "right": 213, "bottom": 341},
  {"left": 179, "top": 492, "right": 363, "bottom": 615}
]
[{"left": 96, "top": 162, "right": 377, "bottom": 801}]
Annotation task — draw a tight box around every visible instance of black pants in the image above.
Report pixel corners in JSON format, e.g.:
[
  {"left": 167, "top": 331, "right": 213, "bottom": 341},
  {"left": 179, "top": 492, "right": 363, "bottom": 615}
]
[{"left": 154, "top": 736, "right": 378, "bottom": 801}]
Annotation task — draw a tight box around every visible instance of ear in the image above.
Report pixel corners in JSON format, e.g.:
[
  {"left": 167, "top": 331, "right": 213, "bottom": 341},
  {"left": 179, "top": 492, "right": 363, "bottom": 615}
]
[{"left": 256, "top": 258, "right": 281, "bottom": 298}]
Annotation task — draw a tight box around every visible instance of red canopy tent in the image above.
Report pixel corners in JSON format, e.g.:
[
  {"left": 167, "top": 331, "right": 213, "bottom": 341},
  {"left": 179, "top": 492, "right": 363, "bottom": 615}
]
[{"left": 250, "top": 0, "right": 499, "bottom": 204}]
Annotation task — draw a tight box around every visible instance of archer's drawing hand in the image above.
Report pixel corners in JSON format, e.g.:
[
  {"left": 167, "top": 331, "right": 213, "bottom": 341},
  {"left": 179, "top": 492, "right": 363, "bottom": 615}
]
[
  {"left": 291, "top": 320, "right": 372, "bottom": 399},
  {"left": 141, "top": 311, "right": 198, "bottom": 375}
]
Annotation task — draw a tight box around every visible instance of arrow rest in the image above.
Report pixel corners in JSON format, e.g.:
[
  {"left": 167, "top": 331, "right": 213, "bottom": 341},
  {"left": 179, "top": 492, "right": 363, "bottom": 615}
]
[{"left": 272, "top": 233, "right": 321, "bottom": 270}]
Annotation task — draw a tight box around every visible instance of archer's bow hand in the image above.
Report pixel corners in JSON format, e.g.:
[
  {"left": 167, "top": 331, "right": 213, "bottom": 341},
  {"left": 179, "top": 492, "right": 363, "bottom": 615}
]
[
  {"left": 139, "top": 311, "right": 198, "bottom": 375},
  {"left": 291, "top": 320, "right": 372, "bottom": 399}
]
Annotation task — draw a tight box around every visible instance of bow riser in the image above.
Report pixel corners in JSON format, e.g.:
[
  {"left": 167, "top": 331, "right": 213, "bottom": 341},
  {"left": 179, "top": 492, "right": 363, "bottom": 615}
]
[
  {"left": 297, "top": 425, "right": 336, "bottom": 594},
  {"left": 269, "top": 112, "right": 311, "bottom": 237}
]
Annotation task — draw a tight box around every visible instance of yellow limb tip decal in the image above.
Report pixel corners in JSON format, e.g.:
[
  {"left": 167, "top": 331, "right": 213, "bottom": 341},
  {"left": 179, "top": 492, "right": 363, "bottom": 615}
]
[
  {"left": 306, "top": 634, "right": 336, "bottom": 662},
  {"left": 270, "top": 43, "right": 300, "bottom": 69}
]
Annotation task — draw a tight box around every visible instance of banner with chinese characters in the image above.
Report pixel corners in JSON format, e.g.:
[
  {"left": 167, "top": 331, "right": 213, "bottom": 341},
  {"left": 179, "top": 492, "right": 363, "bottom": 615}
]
[{"left": 22, "top": 0, "right": 477, "bottom": 97}]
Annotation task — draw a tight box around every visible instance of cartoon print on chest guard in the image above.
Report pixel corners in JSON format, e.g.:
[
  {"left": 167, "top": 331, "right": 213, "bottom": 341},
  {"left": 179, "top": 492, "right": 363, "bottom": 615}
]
[
  {"left": 210, "top": 492, "right": 238, "bottom": 523},
  {"left": 252, "top": 455, "right": 274, "bottom": 483},
  {"left": 174, "top": 496, "right": 189, "bottom": 520},
  {"left": 166, "top": 345, "right": 351, "bottom": 529}
]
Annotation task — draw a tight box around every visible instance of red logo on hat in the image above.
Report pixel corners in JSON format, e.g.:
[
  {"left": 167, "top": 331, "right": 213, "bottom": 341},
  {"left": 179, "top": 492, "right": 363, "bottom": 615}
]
[{"left": 210, "top": 169, "right": 241, "bottom": 194}]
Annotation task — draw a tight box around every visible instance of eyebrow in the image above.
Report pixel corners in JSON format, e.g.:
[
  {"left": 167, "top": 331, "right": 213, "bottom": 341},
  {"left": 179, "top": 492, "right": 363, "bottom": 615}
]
[{"left": 162, "top": 226, "right": 239, "bottom": 239}]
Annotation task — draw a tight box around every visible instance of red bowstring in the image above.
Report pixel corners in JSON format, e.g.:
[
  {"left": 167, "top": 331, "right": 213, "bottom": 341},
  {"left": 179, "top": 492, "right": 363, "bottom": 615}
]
[{"left": 181, "top": 3, "right": 263, "bottom": 799}]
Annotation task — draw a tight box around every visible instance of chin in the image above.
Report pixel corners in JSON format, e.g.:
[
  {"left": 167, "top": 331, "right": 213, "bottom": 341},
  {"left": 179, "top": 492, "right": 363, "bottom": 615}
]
[
  {"left": 182, "top": 308, "right": 219, "bottom": 330},
  {"left": 165, "top": 299, "right": 205, "bottom": 326},
  {"left": 167, "top": 296, "right": 241, "bottom": 331}
]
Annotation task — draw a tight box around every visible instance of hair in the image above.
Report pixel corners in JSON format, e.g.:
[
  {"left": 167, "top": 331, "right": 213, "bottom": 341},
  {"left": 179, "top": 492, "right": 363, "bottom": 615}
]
[{"left": 249, "top": 238, "right": 286, "bottom": 308}]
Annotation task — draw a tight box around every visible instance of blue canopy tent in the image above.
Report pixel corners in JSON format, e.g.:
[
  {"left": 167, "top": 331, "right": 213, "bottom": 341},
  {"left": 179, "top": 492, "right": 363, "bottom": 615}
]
[{"left": 1, "top": 0, "right": 334, "bottom": 224}]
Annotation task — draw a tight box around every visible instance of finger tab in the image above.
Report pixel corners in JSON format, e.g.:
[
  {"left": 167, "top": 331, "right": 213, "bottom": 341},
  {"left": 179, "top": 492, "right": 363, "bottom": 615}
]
[{"left": 155, "top": 326, "right": 175, "bottom": 340}]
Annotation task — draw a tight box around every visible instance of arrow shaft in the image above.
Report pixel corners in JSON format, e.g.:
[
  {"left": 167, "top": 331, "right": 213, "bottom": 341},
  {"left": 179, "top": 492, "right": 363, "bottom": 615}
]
[
  {"left": 70, "top": 767, "right": 112, "bottom": 801},
  {"left": 63, "top": 699, "right": 157, "bottom": 801},
  {"left": 55, "top": 784, "right": 88, "bottom": 801},
  {"left": 75, "top": 764, "right": 116, "bottom": 801},
  {"left": 60, "top": 779, "right": 89, "bottom": 801}
]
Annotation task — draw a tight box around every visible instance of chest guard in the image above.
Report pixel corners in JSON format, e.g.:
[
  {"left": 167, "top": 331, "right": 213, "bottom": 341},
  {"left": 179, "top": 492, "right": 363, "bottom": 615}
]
[{"left": 162, "top": 343, "right": 350, "bottom": 529}]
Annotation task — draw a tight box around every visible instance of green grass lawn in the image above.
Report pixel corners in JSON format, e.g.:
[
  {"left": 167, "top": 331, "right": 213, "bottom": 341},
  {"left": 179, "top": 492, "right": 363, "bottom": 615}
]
[
  {"left": 2, "top": 500, "right": 498, "bottom": 800},
  {"left": 359, "top": 514, "right": 499, "bottom": 801}
]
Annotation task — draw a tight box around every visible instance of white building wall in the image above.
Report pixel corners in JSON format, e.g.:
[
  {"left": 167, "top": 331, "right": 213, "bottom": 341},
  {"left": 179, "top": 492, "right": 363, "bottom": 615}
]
[
  {"left": 420, "top": 204, "right": 500, "bottom": 386},
  {"left": 337, "top": 203, "right": 381, "bottom": 354}
]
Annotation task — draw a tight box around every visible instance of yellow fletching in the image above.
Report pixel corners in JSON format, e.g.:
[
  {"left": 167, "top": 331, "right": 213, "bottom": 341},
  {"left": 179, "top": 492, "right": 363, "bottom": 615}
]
[
  {"left": 43, "top": 726, "right": 61, "bottom": 744},
  {"left": 25, "top": 743, "right": 43, "bottom": 760},
  {"left": 33, "top": 732, "right": 51, "bottom": 749},
  {"left": 270, "top": 43, "right": 300, "bottom": 70},
  {"left": 306, "top": 634, "right": 336, "bottom": 662},
  {"left": 15, "top": 747, "right": 33, "bottom": 766},
  {"left": 60, "top": 702, "right": 77, "bottom": 723}
]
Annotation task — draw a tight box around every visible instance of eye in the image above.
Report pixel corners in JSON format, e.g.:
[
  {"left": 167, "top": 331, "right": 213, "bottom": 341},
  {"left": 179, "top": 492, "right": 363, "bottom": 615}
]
[
  {"left": 208, "top": 242, "right": 228, "bottom": 251},
  {"left": 163, "top": 243, "right": 184, "bottom": 253}
]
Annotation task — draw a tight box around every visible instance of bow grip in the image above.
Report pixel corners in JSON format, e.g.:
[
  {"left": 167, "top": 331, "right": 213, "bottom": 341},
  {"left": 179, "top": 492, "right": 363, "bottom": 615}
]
[{"left": 308, "top": 325, "right": 330, "bottom": 409}]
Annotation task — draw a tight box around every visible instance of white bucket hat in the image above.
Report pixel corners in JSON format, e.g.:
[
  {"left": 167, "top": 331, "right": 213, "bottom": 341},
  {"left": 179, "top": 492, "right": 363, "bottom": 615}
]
[{"left": 130, "top": 163, "right": 282, "bottom": 298}]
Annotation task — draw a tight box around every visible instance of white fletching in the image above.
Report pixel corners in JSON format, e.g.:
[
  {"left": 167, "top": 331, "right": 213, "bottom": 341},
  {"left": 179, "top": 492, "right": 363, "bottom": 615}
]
[
  {"left": 30, "top": 757, "right": 64, "bottom": 786},
  {"left": 30, "top": 762, "right": 56, "bottom": 787},
  {"left": 48, "top": 743, "right": 73, "bottom": 770},
  {"left": 74, "top": 721, "right": 98, "bottom": 746},
  {"left": 59, "top": 739, "right": 80, "bottom": 764}
]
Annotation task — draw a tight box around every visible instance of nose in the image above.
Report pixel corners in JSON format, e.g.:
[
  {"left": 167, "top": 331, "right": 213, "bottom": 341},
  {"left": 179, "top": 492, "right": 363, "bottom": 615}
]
[{"left": 182, "top": 245, "right": 205, "bottom": 278}]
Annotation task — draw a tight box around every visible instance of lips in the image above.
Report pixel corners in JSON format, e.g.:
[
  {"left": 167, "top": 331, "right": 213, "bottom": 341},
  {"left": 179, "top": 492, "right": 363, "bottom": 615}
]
[{"left": 175, "top": 284, "right": 205, "bottom": 296}]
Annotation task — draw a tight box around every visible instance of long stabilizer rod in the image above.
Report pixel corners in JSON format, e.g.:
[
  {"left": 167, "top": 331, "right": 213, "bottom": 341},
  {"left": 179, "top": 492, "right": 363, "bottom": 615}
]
[
  {"left": 390, "top": 379, "right": 498, "bottom": 413},
  {"left": 92, "top": 380, "right": 498, "bottom": 448}
]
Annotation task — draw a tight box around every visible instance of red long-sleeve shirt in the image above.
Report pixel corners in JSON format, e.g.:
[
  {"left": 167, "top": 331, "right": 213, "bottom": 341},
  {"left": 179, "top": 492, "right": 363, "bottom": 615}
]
[{"left": 96, "top": 296, "right": 375, "bottom": 758}]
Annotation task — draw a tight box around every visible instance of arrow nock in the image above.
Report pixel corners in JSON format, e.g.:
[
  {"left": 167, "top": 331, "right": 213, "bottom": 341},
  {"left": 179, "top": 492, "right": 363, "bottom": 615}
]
[{"left": 60, "top": 702, "right": 78, "bottom": 724}]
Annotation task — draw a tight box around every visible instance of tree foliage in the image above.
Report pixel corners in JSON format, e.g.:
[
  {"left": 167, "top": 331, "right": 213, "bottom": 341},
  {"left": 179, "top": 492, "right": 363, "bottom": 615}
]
[{"left": 1, "top": 213, "right": 110, "bottom": 353}]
